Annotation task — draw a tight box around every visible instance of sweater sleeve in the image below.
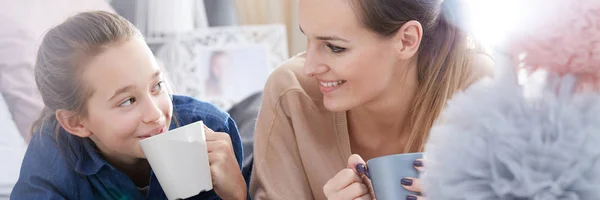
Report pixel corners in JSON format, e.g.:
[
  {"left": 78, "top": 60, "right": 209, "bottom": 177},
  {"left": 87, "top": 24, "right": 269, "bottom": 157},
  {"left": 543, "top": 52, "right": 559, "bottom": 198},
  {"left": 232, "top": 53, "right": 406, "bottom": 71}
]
[{"left": 250, "top": 59, "right": 315, "bottom": 200}]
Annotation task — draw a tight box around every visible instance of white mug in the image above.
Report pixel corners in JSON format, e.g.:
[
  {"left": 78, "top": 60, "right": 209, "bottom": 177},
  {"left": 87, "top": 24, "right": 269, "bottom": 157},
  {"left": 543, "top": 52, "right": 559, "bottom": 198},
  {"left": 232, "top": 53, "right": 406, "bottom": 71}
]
[{"left": 140, "top": 121, "right": 212, "bottom": 200}]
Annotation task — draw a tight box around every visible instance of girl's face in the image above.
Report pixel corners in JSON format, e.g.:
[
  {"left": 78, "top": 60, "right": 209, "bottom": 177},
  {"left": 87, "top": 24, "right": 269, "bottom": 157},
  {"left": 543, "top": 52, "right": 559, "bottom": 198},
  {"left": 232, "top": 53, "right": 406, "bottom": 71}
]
[{"left": 78, "top": 38, "right": 173, "bottom": 163}]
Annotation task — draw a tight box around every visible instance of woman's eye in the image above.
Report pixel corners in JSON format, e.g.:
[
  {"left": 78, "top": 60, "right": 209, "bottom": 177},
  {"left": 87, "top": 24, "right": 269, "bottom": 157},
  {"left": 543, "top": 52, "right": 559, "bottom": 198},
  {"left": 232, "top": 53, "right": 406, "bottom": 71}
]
[
  {"left": 326, "top": 43, "right": 346, "bottom": 53},
  {"left": 119, "top": 97, "right": 136, "bottom": 107},
  {"left": 152, "top": 81, "right": 164, "bottom": 93}
]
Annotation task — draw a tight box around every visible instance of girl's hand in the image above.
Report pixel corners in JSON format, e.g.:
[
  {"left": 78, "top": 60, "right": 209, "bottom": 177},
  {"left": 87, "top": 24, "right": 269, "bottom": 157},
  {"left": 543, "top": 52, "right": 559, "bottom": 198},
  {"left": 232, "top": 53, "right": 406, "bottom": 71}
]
[{"left": 205, "top": 126, "right": 246, "bottom": 200}]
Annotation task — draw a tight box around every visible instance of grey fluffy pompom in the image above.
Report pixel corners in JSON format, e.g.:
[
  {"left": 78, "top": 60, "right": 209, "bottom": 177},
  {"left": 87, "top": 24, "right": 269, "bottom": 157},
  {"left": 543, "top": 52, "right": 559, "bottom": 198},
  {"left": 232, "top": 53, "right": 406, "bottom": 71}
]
[{"left": 422, "top": 72, "right": 600, "bottom": 200}]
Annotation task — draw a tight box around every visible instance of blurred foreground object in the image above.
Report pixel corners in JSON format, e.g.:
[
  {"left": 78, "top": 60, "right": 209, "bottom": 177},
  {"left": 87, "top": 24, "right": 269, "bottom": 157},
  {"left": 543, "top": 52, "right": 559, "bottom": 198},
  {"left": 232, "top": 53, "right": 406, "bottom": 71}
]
[{"left": 423, "top": 0, "right": 600, "bottom": 199}]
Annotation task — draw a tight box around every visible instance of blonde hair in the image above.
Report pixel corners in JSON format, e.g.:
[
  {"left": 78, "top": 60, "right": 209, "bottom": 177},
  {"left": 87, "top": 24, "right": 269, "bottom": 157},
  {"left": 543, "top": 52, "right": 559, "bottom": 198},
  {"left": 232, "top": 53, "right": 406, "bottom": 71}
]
[{"left": 351, "top": 0, "right": 475, "bottom": 152}]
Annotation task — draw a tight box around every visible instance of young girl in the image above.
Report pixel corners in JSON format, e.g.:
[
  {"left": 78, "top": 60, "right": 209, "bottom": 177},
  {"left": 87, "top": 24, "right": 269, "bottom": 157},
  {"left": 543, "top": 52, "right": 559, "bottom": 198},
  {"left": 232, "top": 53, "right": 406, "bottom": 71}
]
[{"left": 11, "top": 11, "right": 247, "bottom": 200}]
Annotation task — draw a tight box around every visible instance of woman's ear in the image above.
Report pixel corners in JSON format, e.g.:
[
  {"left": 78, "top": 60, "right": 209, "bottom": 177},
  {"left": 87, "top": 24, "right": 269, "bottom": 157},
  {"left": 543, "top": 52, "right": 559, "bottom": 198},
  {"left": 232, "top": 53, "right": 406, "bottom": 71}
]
[
  {"left": 55, "top": 109, "right": 92, "bottom": 138},
  {"left": 393, "top": 20, "right": 424, "bottom": 60}
]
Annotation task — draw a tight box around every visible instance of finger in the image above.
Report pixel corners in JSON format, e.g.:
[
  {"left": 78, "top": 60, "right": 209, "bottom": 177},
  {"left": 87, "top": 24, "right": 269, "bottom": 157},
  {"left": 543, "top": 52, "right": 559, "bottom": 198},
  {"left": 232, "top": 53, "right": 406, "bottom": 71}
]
[
  {"left": 208, "top": 158, "right": 228, "bottom": 185},
  {"left": 348, "top": 154, "right": 375, "bottom": 197},
  {"left": 401, "top": 177, "right": 422, "bottom": 193},
  {"left": 406, "top": 195, "right": 425, "bottom": 200},
  {"left": 206, "top": 140, "right": 233, "bottom": 153},
  {"left": 353, "top": 193, "right": 373, "bottom": 200},
  {"left": 204, "top": 125, "right": 219, "bottom": 141},
  {"left": 208, "top": 151, "right": 226, "bottom": 165},
  {"left": 329, "top": 182, "right": 369, "bottom": 200},
  {"left": 204, "top": 125, "right": 231, "bottom": 141},
  {"left": 323, "top": 169, "right": 362, "bottom": 196},
  {"left": 205, "top": 130, "right": 231, "bottom": 142},
  {"left": 359, "top": 174, "right": 376, "bottom": 198},
  {"left": 209, "top": 164, "right": 220, "bottom": 183},
  {"left": 203, "top": 125, "right": 214, "bottom": 133},
  {"left": 413, "top": 159, "right": 424, "bottom": 172},
  {"left": 347, "top": 154, "right": 367, "bottom": 170}
]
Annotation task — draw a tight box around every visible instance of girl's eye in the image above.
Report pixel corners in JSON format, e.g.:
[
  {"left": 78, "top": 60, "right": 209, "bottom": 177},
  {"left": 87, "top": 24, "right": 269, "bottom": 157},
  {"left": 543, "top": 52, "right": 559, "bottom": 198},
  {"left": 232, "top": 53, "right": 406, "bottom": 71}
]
[
  {"left": 152, "top": 81, "right": 164, "bottom": 93},
  {"left": 326, "top": 43, "right": 346, "bottom": 53},
  {"left": 119, "top": 97, "right": 136, "bottom": 107}
]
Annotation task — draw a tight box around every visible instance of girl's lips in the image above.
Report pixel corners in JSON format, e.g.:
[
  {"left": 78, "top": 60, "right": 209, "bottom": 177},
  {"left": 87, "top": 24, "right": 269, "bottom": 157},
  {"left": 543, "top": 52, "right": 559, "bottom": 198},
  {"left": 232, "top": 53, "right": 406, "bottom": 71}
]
[{"left": 138, "top": 126, "right": 166, "bottom": 139}]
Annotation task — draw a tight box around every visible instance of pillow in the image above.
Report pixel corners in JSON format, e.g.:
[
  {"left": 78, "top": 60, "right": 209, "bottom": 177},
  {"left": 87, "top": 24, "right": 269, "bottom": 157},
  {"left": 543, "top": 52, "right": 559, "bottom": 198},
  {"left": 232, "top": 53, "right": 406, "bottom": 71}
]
[
  {"left": 0, "top": 0, "right": 116, "bottom": 142},
  {"left": 0, "top": 94, "right": 27, "bottom": 198},
  {"left": 0, "top": 95, "right": 22, "bottom": 146}
]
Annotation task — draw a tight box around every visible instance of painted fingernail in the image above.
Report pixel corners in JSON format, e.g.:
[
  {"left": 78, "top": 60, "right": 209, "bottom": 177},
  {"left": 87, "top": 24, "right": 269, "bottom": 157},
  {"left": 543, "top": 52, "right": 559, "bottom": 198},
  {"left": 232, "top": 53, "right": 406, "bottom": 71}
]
[
  {"left": 406, "top": 195, "right": 417, "bottom": 200},
  {"left": 413, "top": 160, "right": 423, "bottom": 167},
  {"left": 355, "top": 163, "right": 367, "bottom": 174},
  {"left": 401, "top": 178, "right": 413, "bottom": 186}
]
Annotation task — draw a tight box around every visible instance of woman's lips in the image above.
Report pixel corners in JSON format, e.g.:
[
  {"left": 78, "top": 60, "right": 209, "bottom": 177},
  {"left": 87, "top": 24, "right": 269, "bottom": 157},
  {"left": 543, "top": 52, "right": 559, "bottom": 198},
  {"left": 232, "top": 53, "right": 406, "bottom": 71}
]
[{"left": 319, "top": 80, "right": 347, "bottom": 93}]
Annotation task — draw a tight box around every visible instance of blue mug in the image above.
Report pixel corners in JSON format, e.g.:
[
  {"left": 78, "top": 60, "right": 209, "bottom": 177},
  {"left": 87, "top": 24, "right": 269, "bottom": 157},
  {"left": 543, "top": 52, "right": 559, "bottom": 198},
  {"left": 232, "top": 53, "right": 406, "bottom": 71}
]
[{"left": 366, "top": 153, "right": 423, "bottom": 200}]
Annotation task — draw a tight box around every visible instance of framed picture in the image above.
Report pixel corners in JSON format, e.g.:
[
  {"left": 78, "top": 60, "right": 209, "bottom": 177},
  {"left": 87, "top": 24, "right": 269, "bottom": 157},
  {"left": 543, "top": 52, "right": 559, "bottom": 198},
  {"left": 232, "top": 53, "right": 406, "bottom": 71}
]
[
  {"left": 197, "top": 45, "right": 270, "bottom": 109},
  {"left": 149, "top": 24, "right": 288, "bottom": 109}
]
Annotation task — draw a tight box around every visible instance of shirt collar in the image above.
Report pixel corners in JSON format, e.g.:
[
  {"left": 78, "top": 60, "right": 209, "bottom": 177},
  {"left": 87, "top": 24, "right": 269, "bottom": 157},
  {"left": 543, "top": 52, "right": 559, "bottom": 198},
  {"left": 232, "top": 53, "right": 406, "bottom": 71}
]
[{"left": 50, "top": 127, "right": 110, "bottom": 176}]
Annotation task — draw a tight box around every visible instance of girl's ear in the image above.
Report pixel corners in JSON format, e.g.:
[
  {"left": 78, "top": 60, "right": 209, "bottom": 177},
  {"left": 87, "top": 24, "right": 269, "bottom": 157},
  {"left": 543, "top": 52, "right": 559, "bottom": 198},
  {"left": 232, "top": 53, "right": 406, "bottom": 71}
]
[{"left": 55, "top": 109, "right": 92, "bottom": 138}]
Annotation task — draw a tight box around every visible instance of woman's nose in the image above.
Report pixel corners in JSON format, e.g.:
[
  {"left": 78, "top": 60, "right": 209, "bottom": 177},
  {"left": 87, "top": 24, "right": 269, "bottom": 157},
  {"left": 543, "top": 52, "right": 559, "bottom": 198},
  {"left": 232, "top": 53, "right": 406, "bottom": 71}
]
[{"left": 303, "top": 49, "right": 329, "bottom": 77}]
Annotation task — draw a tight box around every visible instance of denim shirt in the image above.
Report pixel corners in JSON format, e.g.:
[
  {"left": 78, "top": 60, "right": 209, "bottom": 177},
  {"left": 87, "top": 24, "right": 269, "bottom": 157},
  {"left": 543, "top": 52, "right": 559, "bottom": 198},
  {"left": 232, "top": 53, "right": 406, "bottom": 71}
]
[{"left": 11, "top": 95, "right": 244, "bottom": 200}]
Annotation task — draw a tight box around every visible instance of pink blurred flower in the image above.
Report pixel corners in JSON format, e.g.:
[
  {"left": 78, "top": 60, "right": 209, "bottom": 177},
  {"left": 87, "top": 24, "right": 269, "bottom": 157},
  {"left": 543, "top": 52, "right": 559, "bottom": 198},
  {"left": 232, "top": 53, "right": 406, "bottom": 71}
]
[{"left": 508, "top": 0, "right": 600, "bottom": 77}]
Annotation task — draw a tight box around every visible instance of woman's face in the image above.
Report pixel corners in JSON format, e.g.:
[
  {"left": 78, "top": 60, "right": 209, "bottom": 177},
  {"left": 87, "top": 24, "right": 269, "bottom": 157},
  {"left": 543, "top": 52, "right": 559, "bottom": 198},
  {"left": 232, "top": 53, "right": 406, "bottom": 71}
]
[{"left": 299, "top": 0, "right": 418, "bottom": 112}]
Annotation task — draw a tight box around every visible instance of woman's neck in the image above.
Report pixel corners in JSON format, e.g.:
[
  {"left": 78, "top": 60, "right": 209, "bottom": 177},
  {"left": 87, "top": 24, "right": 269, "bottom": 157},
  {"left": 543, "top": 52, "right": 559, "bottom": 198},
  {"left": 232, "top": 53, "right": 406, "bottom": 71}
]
[
  {"left": 347, "top": 65, "right": 419, "bottom": 159},
  {"left": 347, "top": 100, "right": 414, "bottom": 160}
]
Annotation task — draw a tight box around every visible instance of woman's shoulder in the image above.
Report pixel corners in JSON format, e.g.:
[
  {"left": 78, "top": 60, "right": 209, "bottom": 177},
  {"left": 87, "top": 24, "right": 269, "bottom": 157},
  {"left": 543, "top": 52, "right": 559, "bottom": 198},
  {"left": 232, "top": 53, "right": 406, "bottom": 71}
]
[{"left": 262, "top": 53, "right": 324, "bottom": 111}]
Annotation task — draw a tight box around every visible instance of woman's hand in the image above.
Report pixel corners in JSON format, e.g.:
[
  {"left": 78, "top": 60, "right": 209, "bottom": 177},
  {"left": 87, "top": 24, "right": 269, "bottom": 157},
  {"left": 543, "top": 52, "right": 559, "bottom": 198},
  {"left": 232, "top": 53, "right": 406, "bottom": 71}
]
[
  {"left": 205, "top": 126, "right": 246, "bottom": 200},
  {"left": 324, "top": 155, "right": 426, "bottom": 200},
  {"left": 323, "top": 154, "right": 374, "bottom": 200},
  {"left": 401, "top": 158, "right": 425, "bottom": 200}
]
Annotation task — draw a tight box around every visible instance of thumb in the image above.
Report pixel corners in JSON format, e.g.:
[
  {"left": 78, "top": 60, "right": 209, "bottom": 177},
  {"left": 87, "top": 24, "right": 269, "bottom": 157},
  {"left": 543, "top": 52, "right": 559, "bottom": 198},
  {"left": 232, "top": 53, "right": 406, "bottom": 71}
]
[
  {"left": 348, "top": 154, "right": 375, "bottom": 197},
  {"left": 347, "top": 154, "right": 366, "bottom": 172},
  {"left": 203, "top": 124, "right": 215, "bottom": 133}
]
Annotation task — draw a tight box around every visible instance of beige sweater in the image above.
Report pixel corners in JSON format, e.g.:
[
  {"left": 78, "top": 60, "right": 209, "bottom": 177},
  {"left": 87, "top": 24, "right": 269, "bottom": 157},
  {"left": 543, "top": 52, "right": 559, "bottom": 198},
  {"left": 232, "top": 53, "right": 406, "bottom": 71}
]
[{"left": 249, "top": 53, "right": 493, "bottom": 200}]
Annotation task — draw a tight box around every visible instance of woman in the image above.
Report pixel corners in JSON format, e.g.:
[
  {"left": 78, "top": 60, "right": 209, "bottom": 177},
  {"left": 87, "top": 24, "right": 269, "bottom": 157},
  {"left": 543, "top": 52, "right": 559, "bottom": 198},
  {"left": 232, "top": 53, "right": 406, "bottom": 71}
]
[{"left": 250, "top": 0, "right": 494, "bottom": 199}]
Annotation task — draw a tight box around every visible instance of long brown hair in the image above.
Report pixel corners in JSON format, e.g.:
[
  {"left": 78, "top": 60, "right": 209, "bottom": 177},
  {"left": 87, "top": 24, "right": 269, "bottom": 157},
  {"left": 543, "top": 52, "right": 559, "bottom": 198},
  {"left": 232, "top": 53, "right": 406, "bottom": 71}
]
[{"left": 350, "top": 0, "right": 474, "bottom": 152}]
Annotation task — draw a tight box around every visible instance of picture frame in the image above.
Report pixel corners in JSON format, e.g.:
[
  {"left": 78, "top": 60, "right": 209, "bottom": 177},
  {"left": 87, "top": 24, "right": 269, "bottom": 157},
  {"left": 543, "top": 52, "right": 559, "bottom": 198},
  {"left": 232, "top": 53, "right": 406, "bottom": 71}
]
[{"left": 148, "top": 24, "right": 289, "bottom": 109}]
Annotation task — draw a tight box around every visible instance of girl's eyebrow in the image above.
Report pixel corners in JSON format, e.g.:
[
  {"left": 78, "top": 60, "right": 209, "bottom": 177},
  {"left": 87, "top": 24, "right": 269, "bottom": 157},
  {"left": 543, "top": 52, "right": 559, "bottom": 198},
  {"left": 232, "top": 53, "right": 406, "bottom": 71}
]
[
  {"left": 109, "top": 71, "right": 162, "bottom": 101},
  {"left": 150, "top": 71, "right": 161, "bottom": 80},
  {"left": 109, "top": 85, "right": 135, "bottom": 102}
]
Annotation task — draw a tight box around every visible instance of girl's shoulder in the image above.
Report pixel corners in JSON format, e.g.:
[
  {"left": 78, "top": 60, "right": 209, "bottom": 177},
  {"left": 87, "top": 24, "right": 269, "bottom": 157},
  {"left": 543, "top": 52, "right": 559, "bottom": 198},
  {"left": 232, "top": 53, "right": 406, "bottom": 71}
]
[
  {"left": 12, "top": 127, "right": 91, "bottom": 199},
  {"left": 171, "top": 95, "right": 233, "bottom": 130}
]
